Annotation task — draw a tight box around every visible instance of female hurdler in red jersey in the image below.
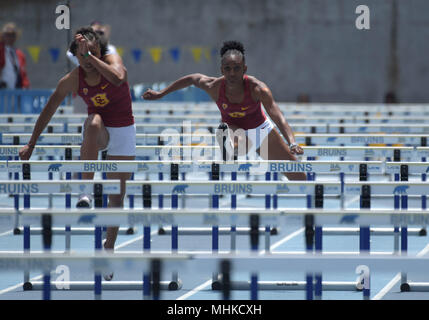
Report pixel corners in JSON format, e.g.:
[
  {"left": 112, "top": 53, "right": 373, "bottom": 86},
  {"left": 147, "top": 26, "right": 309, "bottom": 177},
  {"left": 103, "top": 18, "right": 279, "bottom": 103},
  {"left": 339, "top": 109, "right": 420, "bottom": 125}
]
[
  {"left": 19, "top": 27, "right": 135, "bottom": 280},
  {"left": 143, "top": 41, "right": 306, "bottom": 181}
]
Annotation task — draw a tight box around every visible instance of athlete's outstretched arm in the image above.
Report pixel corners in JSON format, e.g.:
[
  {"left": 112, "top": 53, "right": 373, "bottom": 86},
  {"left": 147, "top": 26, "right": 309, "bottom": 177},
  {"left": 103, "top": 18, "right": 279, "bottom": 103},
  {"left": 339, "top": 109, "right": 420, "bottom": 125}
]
[
  {"left": 257, "top": 85, "right": 304, "bottom": 155},
  {"left": 142, "top": 73, "right": 216, "bottom": 100},
  {"left": 19, "top": 72, "right": 75, "bottom": 160}
]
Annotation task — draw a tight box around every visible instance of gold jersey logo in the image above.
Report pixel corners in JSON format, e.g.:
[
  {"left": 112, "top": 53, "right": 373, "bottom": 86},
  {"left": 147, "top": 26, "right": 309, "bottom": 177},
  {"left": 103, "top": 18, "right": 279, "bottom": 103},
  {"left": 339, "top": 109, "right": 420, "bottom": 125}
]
[
  {"left": 91, "top": 93, "right": 110, "bottom": 107},
  {"left": 222, "top": 103, "right": 228, "bottom": 110},
  {"left": 228, "top": 111, "right": 246, "bottom": 118}
]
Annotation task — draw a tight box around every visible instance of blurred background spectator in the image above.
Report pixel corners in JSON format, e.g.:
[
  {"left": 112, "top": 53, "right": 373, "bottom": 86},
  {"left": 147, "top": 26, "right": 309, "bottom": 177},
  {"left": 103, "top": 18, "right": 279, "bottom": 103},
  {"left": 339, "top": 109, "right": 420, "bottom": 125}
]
[{"left": 0, "top": 22, "right": 30, "bottom": 89}]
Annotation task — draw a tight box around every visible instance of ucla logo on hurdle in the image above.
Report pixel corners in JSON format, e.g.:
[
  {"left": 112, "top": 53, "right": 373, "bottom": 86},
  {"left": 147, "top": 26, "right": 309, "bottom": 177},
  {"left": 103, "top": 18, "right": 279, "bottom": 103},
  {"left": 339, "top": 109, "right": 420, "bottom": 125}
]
[
  {"left": 137, "top": 163, "right": 150, "bottom": 171},
  {"left": 61, "top": 136, "right": 82, "bottom": 144},
  {"left": 339, "top": 214, "right": 359, "bottom": 224},
  {"left": 330, "top": 164, "right": 341, "bottom": 172},
  {"left": 0, "top": 183, "right": 39, "bottom": 193},
  {"left": 83, "top": 163, "right": 118, "bottom": 172},
  {"left": 0, "top": 148, "right": 18, "bottom": 156},
  {"left": 351, "top": 136, "right": 384, "bottom": 144},
  {"left": 393, "top": 186, "right": 409, "bottom": 195},
  {"left": 172, "top": 184, "right": 189, "bottom": 194},
  {"left": 214, "top": 183, "right": 252, "bottom": 194},
  {"left": 364, "top": 149, "right": 375, "bottom": 157},
  {"left": 7, "top": 164, "right": 20, "bottom": 171},
  {"left": 238, "top": 163, "right": 252, "bottom": 171},
  {"left": 48, "top": 164, "right": 63, "bottom": 171},
  {"left": 277, "top": 184, "right": 290, "bottom": 193},
  {"left": 127, "top": 213, "right": 175, "bottom": 225},
  {"left": 269, "top": 162, "right": 313, "bottom": 172},
  {"left": 90, "top": 93, "right": 110, "bottom": 107},
  {"left": 317, "top": 149, "right": 347, "bottom": 157},
  {"left": 59, "top": 183, "right": 72, "bottom": 193},
  {"left": 390, "top": 214, "right": 429, "bottom": 226},
  {"left": 77, "top": 214, "right": 97, "bottom": 224}
]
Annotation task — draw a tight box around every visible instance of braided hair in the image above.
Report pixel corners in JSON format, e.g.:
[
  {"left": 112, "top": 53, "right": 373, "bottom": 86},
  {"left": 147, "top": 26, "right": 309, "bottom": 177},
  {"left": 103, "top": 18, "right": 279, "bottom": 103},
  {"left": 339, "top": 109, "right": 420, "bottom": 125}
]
[{"left": 220, "top": 41, "right": 245, "bottom": 63}]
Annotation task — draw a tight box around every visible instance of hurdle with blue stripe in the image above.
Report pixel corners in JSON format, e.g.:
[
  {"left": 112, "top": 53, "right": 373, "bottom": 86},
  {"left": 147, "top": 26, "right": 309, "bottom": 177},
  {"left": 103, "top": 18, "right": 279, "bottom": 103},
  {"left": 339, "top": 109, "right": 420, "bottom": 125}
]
[
  {"left": 0, "top": 180, "right": 121, "bottom": 291},
  {"left": 1, "top": 208, "right": 429, "bottom": 300},
  {"left": 1, "top": 145, "right": 429, "bottom": 162},
  {"left": 1, "top": 132, "right": 429, "bottom": 147},
  {"left": 2, "top": 161, "right": 429, "bottom": 296}
]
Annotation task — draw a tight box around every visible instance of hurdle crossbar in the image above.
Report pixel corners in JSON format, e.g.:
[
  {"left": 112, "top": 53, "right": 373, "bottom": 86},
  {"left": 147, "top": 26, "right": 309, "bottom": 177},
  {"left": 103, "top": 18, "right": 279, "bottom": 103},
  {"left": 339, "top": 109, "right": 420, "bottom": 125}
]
[
  {"left": 0, "top": 180, "right": 121, "bottom": 194},
  {"left": 2, "top": 133, "right": 429, "bottom": 146},
  {"left": 1, "top": 208, "right": 429, "bottom": 228},
  {"left": 4, "top": 159, "right": 385, "bottom": 175},
  {"left": 1, "top": 145, "right": 428, "bottom": 160}
]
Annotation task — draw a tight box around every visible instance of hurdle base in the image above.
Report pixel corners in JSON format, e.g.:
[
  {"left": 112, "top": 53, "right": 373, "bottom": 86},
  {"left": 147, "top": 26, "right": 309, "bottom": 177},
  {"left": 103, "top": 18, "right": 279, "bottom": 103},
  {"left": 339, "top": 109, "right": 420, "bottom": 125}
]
[
  {"left": 26, "top": 280, "right": 182, "bottom": 291},
  {"left": 211, "top": 280, "right": 360, "bottom": 291},
  {"left": 400, "top": 282, "right": 429, "bottom": 292},
  {"left": 23, "top": 282, "right": 33, "bottom": 291},
  {"left": 15, "top": 227, "right": 137, "bottom": 236},
  {"left": 323, "top": 227, "right": 426, "bottom": 237},
  {"left": 158, "top": 227, "right": 278, "bottom": 236}
]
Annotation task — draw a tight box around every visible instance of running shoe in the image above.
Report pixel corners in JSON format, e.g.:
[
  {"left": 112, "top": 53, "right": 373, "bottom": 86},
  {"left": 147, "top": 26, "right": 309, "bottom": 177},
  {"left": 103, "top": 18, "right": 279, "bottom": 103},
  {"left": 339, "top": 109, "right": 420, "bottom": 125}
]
[
  {"left": 76, "top": 194, "right": 92, "bottom": 208},
  {"left": 102, "top": 239, "right": 114, "bottom": 281},
  {"left": 215, "top": 122, "right": 235, "bottom": 161}
]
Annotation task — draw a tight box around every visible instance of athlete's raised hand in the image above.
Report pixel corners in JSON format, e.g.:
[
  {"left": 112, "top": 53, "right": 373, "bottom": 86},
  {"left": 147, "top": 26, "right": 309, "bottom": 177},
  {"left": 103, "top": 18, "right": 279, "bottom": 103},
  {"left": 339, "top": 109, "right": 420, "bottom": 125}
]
[
  {"left": 289, "top": 144, "right": 304, "bottom": 155},
  {"left": 19, "top": 144, "right": 34, "bottom": 161},
  {"left": 75, "top": 33, "right": 90, "bottom": 57}
]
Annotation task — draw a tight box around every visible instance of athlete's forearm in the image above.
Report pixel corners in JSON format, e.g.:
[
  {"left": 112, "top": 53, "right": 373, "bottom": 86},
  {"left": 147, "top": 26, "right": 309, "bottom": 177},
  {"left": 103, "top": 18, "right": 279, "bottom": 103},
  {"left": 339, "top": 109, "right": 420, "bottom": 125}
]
[
  {"left": 160, "top": 74, "right": 201, "bottom": 96},
  {"left": 269, "top": 109, "right": 297, "bottom": 145},
  {"left": 87, "top": 55, "right": 125, "bottom": 86}
]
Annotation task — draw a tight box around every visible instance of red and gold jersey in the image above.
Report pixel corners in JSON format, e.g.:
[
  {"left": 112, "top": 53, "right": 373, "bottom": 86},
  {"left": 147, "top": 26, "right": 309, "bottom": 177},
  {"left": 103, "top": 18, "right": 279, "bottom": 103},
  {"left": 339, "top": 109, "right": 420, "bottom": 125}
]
[
  {"left": 215, "top": 75, "right": 266, "bottom": 130},
  {"left": 77, "top": 65, "right": 134, "bottom": 127}
]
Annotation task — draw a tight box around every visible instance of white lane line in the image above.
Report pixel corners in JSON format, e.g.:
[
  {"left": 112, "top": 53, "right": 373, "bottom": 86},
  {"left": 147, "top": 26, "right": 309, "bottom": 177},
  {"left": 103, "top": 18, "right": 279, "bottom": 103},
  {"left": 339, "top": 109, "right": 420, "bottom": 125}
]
[
  {"left": 0, "top": 275, "right": 43, "bottom": 295},
  {"left": 417, "top": 243, "right": 429, "bottom": 257},
  {"left": 176, "top": 227, "right": 304, "bottom": 300},
  {"left": 176, "top": 279, "right": 213, "bottom": 301},
  {"left": 0, "top": 230, "right": 13, "bottom": 237},
  {"left": 372, "top": 273, "right": 401, "bottom": 300},
  {"left": 372, "top": 243, "right": 429, "bottom": 300},
  {"left": 270, "top": 228, "right": 305, "bottom": 251}
]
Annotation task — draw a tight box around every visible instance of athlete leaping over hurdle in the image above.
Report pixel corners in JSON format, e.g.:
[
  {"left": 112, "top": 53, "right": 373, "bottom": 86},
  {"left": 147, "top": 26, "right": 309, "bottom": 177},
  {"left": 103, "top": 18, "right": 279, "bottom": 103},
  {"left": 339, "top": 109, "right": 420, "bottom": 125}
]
[
  {"left": 143, "top": 41, "right": 306, "bottom": 181},
  {"left": 19, "top": 26, "right": 136, "bottom": 280}
]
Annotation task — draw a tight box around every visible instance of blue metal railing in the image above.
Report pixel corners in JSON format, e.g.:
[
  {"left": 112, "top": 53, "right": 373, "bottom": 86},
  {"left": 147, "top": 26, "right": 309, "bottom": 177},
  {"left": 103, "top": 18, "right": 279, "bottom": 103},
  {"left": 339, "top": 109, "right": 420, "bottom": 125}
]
[
  {"left": 0, "top": 89, "right": 62, "bottom": 114},
  {"left": 1, "top": 85, "right": 210, "bottom": 114}
]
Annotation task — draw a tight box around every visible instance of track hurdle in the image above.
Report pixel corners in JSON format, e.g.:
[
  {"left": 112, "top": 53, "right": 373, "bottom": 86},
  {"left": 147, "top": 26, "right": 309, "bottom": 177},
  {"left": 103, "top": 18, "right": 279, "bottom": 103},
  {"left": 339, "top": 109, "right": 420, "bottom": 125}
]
[
  {"left": 385, "top": 162, "right": 429, "bottom": 292},
  {"left": 5, "top": 161, "right": 137, "bottom": 247},
  {"left": 0, "top": 179, "right": 121, "bottom": 289},
  {"left": 126, "top": 180, "right": 341, "bottom": 292},
  {"left": 2, "top": 145, "right": 429, "bottom": 162},
  {"left": 3, "top": 132, "right": 429, "bottom": 147},
  {"left": 2, "top": 208, "right": 429, "bottom": 299}
]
